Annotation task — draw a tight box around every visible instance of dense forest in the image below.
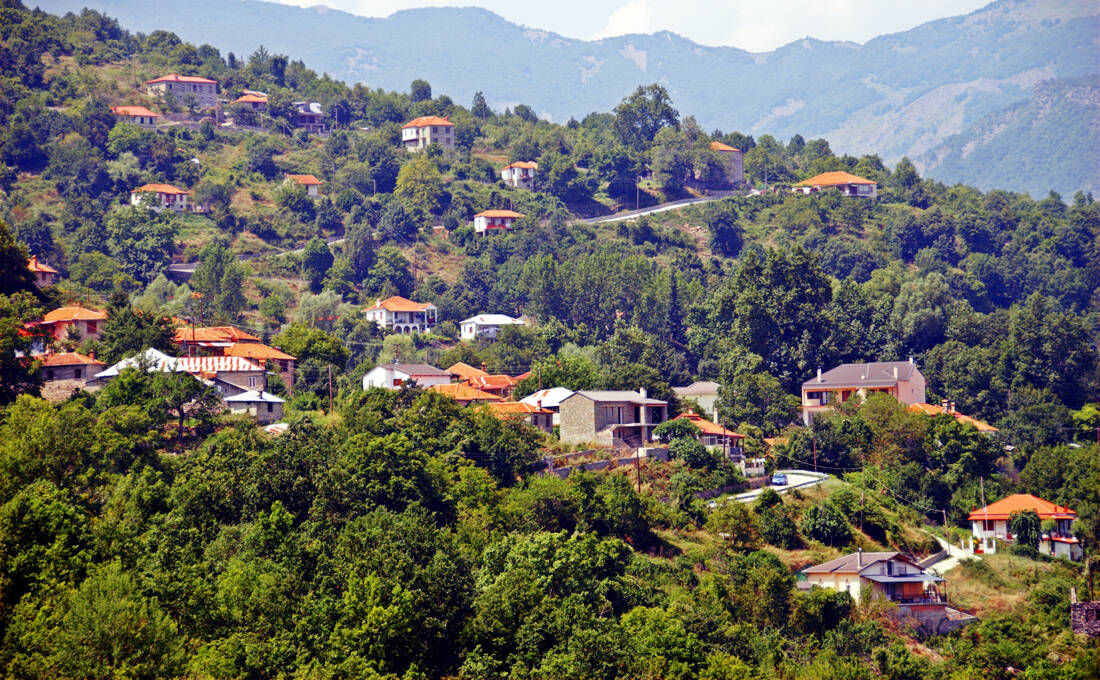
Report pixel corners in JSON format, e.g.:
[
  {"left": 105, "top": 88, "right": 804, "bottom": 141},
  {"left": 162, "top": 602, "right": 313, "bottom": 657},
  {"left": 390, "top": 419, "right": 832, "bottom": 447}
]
[{"left": 0, "top": 2, "right": 1098, "bottom": 678}]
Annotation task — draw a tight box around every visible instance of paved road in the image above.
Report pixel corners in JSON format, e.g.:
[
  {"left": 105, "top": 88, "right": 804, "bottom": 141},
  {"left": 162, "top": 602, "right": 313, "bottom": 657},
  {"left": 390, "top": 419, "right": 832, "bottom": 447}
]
[
  {"left": 928, "top": 535, "right": 978, "bottom": 574},
  {"left": 582, "top": 193, "right": 735, "bottom": 224},
  {"left": 720, "top": 469, "right": 829, "bottom": 504}
]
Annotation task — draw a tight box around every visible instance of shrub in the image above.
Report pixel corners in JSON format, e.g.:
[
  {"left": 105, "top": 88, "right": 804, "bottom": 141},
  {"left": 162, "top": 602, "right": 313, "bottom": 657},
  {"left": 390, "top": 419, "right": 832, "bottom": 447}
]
[{"left": 799, "top": 502, "right": 851, "bottom": 547}]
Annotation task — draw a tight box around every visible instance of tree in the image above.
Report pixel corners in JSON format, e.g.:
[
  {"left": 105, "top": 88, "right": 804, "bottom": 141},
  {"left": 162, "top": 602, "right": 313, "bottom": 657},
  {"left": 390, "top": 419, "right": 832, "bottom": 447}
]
[
  {"left": 153, "top": 370, "right": 221, "bottom": 443},
  {"left": 366, "top": 245, "right": 414, "bottom": 297},
  {"left": 54, "top": 561, "right": 183, "bottom": 679},
  {"left": 410, "top": 79, "right": 432, "bottom": 103},
  {"left": 0, "top": 293, "right": 44, "bottom": 405},
  {"left": 614, "top": 84, "right": 680, "bottom": 149},
  {"left": 799, "top": 502, "right": 851, "bottom": 547},
  {"left": 706, "top": 502, "right": 761, "bottom": 551},
  {"left": 377, "top": 200, "right": 418, "bottom": 243},
  {"left": 97, "top": 289, "right": 176, "bottom": 364},
  {"left": 301, "top": 238, "right": 334, "bottom": 293},
  {"left": 105, "top": 207, "right": 177, "bottom": 284},
  {"left": 190, "top": 242, "right": 245, "bottom": 320},
  {"left": 345, "top": 222, "right": 375, "bottom": 282},
  {"left": 1, "top": 219, "right": 41, "bottom": 296},
  {"left": 1009, "top": 509, "right": 1041, "bottom": 550},
  {"left": 395, "top": 155, "right": 443, "bottom": 214},
  {"left": 669, "top": 436, "right": 713, "bottom": 469},
  {"left": 471, "top": 91, "right": 491, "bottom": 119}
]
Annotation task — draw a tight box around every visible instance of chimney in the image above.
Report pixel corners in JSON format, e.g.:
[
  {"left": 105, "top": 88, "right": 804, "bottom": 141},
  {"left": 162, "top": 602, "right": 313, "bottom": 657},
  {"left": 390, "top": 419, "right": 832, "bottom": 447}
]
[
  {"left": 941, "top": 399, "right": 949, "bottom": 411},
  {"left": 857, "top": 547, "right": 862, "bottom": 568},
  {"left": 817, "top": 367, "right": 823, "bottom": 383},
  {"left": 639, "top": 387, "right": 647, "bottom": 400},
  {"left": 88, "top": 351, "right": 95, "bottom": 361},
  {"left": 949, "top": 401, "right": 956, "bottom": 414},
  {"left": 908, "top": 355, "right": 914, "bottom": 364},
  {"left": 893, "top": 365, "right": 898, "bottom": 379}
]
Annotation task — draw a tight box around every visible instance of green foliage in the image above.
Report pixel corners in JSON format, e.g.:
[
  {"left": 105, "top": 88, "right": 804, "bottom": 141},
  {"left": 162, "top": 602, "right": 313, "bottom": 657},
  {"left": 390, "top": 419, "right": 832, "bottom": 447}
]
[
  {"left": 799, "top": 502, "right": 851, "bottom": 547},
  {"left": 1009, "top": 509, "right": 1041, "bottom": 550}
]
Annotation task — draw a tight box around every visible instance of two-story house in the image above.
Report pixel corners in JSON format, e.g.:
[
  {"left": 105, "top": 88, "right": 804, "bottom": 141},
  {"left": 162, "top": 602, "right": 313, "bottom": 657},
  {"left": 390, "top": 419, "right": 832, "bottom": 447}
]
[
  {"left": 672, "top": 380, "right": 721, "bottom": 419},
  {"left": 401, "top": 115, "right": 455, "bottom": 151},
  {"left": 473, "top": 209, "right": 525, "bottom": 234},
  {"left": 801, "top": 360, "right": 925, "bottom": 424},
  {"left": 501, "top": 161, "right": 538, "bottom": 189},
  {"left": 707, "top": 141, "right": 744, "bottom": 186},
  {"left": 519, "top": 387, "right": 575, "bottom": 426},
  {"left": 794, "top": 171, "right": 878, "bottom": 198},
  {"left": 37, "top": 306, "right": 108, "bottom": 343},
  {"left": 969, "top": 494, "right": 1082, "bottom": 561},
  {"left": 294, "top": 101, "right": 325, "bottom": 133},
  {"left": 111, "top": 105, "right": 159, "bottom": 129},
  {"left": 131, "top": 183, "right": 192, "bottom": 212},
  {"left": 459, "top": 314, "right": 525, "bottom": 340},
  {"left": 803, "top": 550, "right": 944, "bottom": 605},
  {"left": 234, "top": 92, "right": 268, "bottom": 110},
  {"left": 364, "top": 296, "right": 438, "bottom": 334},
  {"left": 145, "top": 74, "right": 218, "bottom": 109},
  {"left": 558, "top": 389, "right": 669, "bottom": 448},
  {"left": 362, "top": 362, "right": 453, "bottom": 390},
  {"left": 671, "top": 409, "right": 745, "bottom": 454},
  {"left": 27, "top": 256, "right": 58, "bottom": 288}
]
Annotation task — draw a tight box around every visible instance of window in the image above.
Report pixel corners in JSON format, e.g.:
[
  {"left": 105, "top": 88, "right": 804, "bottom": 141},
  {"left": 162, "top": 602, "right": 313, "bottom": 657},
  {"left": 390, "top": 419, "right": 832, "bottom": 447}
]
[
  {"left": 86, "top": 321, "right": 97, "bottom": 334},
  {"left": 74, "top": 368, "right": 82, "bottom": 379},
  {"left": 280, "top": 361, "right": 289, "bottom": 372},
  {"left": 266, "top": 403, "right": 273, "bottom": 413},
  {"left": 45, "top": 369, "right": 54, "bottom": 381},
  {"left": 248, "top": 376, "right": 261, "bottom": 387}
]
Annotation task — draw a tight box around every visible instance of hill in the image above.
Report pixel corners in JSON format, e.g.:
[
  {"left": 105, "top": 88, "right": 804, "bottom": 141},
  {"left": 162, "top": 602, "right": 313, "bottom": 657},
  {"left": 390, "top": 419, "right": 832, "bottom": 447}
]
[{"left": 34, "top": 0, "right": 1100, "bottom": 196}]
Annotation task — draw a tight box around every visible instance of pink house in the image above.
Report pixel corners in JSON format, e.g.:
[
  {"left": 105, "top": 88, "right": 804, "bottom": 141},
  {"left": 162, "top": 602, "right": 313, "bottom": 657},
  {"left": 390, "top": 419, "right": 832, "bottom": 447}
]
[{"left": 801, "top": 360, "right": 925, "bottom": 424}]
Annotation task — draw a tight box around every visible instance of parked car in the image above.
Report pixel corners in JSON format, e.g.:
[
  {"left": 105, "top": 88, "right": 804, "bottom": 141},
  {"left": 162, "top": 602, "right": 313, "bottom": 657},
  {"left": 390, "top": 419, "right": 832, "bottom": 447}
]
[{"left": 770, "top": 473, "right": 788, "bottom": 486}]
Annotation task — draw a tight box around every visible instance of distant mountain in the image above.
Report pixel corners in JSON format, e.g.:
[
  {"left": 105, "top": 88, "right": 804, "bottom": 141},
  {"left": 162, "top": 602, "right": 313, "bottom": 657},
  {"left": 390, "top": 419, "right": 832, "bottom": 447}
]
[{"left": 34, "top": 0, "right": 1100, "bottom": 195}]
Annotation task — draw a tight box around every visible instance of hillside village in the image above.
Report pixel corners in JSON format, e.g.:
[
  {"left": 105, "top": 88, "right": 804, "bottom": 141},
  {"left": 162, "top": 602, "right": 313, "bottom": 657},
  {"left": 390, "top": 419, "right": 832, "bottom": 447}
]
[{"left": 0, "top": 3, "right": 1098, "bottom": 679}]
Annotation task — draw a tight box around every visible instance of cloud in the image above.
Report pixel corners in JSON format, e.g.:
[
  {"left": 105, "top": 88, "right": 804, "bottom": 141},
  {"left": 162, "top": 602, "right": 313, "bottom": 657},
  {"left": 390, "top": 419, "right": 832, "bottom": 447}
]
[{"left": 592, "top": 1, "right": 655, "bottom": 39}]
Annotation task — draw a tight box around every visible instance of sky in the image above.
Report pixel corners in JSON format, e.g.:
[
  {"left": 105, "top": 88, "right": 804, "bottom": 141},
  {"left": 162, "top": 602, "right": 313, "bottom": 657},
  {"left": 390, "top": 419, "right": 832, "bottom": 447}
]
[{"left": 269, "top": 0, "right": 993, "bottom": 52}]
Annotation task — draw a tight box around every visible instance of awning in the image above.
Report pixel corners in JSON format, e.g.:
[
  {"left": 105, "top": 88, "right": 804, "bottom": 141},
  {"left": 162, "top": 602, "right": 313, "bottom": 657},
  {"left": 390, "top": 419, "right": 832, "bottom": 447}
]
[{"left": 862, "top": 574, "right": 943, "bottom": 584}]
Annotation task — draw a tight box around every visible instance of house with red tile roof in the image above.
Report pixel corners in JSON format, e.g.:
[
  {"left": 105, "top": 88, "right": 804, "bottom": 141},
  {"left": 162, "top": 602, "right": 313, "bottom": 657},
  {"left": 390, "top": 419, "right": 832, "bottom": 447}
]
[
  {"left": 38, "top": 306, "right": 108, "bottom": 342},
  {"left": 672, "top": 409, "right": 745, "bottom": 451},
  {"left": 111, "top": 105, "right": 159, "bottom": 129},
  {"left": 285, "top": 174, "right": 323, "bottom": 197},
  {"left": 501, "top": 161, "right": 538, "bottom": 189},
  {"left": 466, "top": 373, "right": 517, "bottom": 399},
  {"left": 707, "top": 141, "right": 744, "bottom": 186},
  {"left": 447, "top": 362, "right": 489, "bottom": 382},
  {"left": 145, "top": 74, "right": 218, "bottom": 108},
  {"left": 27, "top": 256, "right": 58, "bottom": 288},
  {"left": 401, "top": 115, "right": 455, "bottom": 151},
  {"left": 426, "top": 382, "right": 502, "bottom": 406},
  {"left": 233, "top": 92, "right": 268, "bottom": 110},
  {"left": 39, "top": 351, "right": 104, "bottom": 384},
  {"left": 130, "top": 183, "right": 192, "bottom": 212},
  {"left": 794, "top": 171, "right": 878, "bottom": 198},
  {"left": 908, "top": 401, "right": 998, "bottom": 433},
  {"left": 225, "top": 343, "right": 298, "bottom": 395},
  {"left": 173, "top": 325, "right": 261, "bottom": 350},
  {"left": 473, "top": 209, "right": 525, "bottom": 234},
  {"left": 364, "top": 296, "right": 438, "bottom": 334},
  {"left": 486, "top": 401, "right": 553, "bottom": 434},
  {"left": 968, "top": 494, "right": 1082, "bottom": 561}
]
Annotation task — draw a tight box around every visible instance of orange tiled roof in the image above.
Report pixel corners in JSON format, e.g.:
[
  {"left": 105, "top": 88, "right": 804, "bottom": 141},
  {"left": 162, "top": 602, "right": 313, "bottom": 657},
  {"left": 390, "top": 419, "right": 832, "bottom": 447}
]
[
  {"left": 234, "top": 93, "right": 268, "bottom": 103},
  {"left": 225, "top": 343, "right": 297, "bottom": 362},
  {"left": 402, "top": 115, "right": 454, "bottom": 128},
  {"left": 131, "top": 183, "right": 190, "bottom": 195},
  {"left": 39, "top": 351, "right": 104, "bottom": 367},
  {"left": 173, "top": 326, "right": 261, "bottom": 344},
  {"left": 365, "top": 295, "right": 434, "bottom": 313},
  {"left": 968, "top": 494, "right": 1076, "bottom": 521},
  {"left": 469, "top": 374, "right": 516, "bottom": 390},
  {"left": 27, "top": 256, "right": 58, "bottom": 274},
  {"left": 504, "top": 161, "right": 538, "bottom": 170},
  {"left": 286, "top": 174, "right": 323, "bottom": 186},
  {"left": 474, "top": 209, "right": 525, "bottom": 218},
  {"left": 673, "top": 410, "right": 745, "bottom": 439},
  {"left": 907, "top": 403, "right": 998, "bottom": 432},
  {"left": 795, "top": 171, "right": 877, "bottom": 187},
  {"left": 146, "top": 73, "right": 217, "bottom": 85},
  {"left": 111, "top": 105, "right": 159, "bottom": 118},
  {"left": 487, "top": 401, "right": 551, "bottom": 415},
  {"left": 42, "top": 306, "right": 108, "bottom": 323},
  {"left": 426, "top": 383, "right": 502, "bottom": 402},
  {"left": 709, "top": 141, "right": 740, "bottom": 152},
  {"left": 447, "top": 362, "right": 489, "bottom": 380}
]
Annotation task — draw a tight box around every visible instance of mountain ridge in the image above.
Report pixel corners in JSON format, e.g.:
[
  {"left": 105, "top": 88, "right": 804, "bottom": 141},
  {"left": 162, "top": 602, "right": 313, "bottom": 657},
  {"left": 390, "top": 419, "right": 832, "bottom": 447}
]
[{"left": 33, "top": 0, "right": 1100, "bottom": 195}]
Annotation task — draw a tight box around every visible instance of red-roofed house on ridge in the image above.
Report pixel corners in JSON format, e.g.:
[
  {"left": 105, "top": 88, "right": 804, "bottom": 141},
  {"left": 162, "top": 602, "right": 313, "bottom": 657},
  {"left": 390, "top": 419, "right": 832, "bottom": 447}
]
[
  {"left": 111, "top": 105, "right": 159, "bottom": 129},
  {"left": 131, "top": 183, "right": 192, "bottom": 212},
  {"left": 501, "top": 161, "right": 538, "bottom": 189},
  {"left": 707, "top": 141, "right": 744, "bottom": 186},
  {"left": 27, "top": 256, "right": 58, "bottom": 288},
  {"left": 402, "top": 115, "right": 455, "bottom": 152},
  {"left": 473, "top": 209, "right": 525, "bottom": 234},
  {"left": 794, "top": 171, "right": 878, "bottom": 198},
  {"left": 801, "top": 360, "right": 925, "bottom": 425},
  {"left": 234, "top": 92, "right": 268, "bottom": 111},
  {"left": 38, "top": 306, "right": 108, "bottom": 342},
  {"left": 969, "top": 494, "right": 1082, "bottom": 561},
  {"left": 285, "top": 174, "right": 323, "bottom": 198},
  {"left": 364, "top": 296, "right": 438, "bottom": 334},
  {"left": 145, "top": 74, "right": 218, "bottom": 109}
]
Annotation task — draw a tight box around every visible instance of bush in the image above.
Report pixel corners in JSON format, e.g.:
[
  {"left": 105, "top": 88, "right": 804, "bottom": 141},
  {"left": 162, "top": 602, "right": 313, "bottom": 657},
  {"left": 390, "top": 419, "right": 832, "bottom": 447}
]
[
  {"left": 799, "top": 502, "right": 851, "bottom": 547},
  {"left": 759, "top": 506, "right": 801, "bottom": 549},
  {"left": 669, "top": 436, "right": 713, "bottom": 469}
]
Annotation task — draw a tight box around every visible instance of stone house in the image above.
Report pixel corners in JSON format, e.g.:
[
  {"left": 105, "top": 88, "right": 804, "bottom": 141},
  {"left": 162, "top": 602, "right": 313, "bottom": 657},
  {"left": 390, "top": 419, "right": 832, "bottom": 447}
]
[{"left": 558, "top": 389, "right": 668, "bottom": 448}]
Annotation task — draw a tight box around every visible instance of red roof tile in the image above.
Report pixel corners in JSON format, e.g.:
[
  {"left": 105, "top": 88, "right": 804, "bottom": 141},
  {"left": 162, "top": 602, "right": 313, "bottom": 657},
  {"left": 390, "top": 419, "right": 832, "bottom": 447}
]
[
  {"left": 474, "top": 209, "right": 525, "bottom": 218},
  {"left": 111, "top": 105, "right": 159, "bottom": 118},
  {"left": 673, "top": 410, "right": 745, "bottom": 439},
  {"left": 402, "top": 115, "right": 454, "bottom": 128},
  {"left": 27, "top": 256, "right": 58, "bottom": 274},
  {"left": 795, "top": 171, "right": 877, "bottom": 187},
  {"left": 365, "top": 296, "right": 434, "bottom": 313},
  {"left": 286, "top": 174, "right": 323, "bottom": 186},
  {"left": 38, "top": 352, "right": 104, "bottom": 367},
  {"left": 968, "top": 494, "right": 1076, "bottom": 521},
  {"left": 131, "top": 183, "right": 190, "bottom": 195},
  {"left": 42, "top": 306, "right": 108, "bottom": 323},
  {"left": 146, "top": 74, "right": 217, "bottom": 85}
]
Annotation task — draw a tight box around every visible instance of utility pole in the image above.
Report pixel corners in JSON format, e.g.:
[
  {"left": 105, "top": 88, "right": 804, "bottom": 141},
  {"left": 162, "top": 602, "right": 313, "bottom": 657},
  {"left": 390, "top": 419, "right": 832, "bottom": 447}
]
[
  {"left": 811, "top": 427, "right": 818, "bottom": 473},
  {"left": 328, "top": 364, "right": 334, "bottom": 414},
  {"left": 635, "top": 450, "right": 641, "bottom": 492},
  {"left": 859, "top": 462, "right": 865, "bottom": 532},
  {"left": 636, "top": 179, "right": 640, "bottom": 211}
]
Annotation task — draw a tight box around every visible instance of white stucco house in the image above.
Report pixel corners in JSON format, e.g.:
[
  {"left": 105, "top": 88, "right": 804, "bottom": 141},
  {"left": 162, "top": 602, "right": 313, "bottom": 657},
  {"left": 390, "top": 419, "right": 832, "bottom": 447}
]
[
  {"left": 362, "top": 362, "right": 453, "bottom": 390},
  {"left": 459, "top": 314, "right": 526, "bottom": 341}
]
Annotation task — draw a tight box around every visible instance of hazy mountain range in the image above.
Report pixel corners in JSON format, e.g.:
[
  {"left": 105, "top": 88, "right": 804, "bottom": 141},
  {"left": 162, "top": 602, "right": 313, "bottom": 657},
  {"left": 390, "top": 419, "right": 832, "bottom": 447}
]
[{"left": 36, "top": 0, "right": 1100, "bottom": 196}]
